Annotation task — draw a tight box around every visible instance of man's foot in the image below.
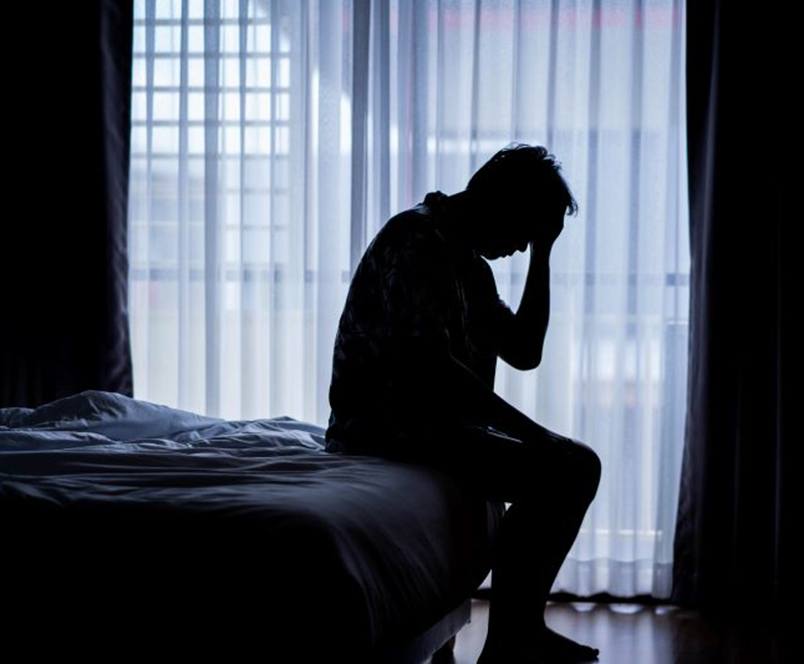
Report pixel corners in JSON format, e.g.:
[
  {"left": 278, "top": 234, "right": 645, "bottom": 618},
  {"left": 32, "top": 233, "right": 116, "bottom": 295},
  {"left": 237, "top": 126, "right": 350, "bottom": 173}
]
[
  {"left": 537, "top": 624, "right": 599, "bottom": 662},
  {"left": 476, "top": 625, "right": 599, "bottom": 663}
]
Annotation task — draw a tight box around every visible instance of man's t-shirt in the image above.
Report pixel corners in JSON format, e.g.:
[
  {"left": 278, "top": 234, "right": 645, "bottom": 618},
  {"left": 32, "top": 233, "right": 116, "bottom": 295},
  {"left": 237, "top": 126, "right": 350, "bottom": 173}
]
[{"left": 324, "top": 190, "right": 517, "bottom": 455}]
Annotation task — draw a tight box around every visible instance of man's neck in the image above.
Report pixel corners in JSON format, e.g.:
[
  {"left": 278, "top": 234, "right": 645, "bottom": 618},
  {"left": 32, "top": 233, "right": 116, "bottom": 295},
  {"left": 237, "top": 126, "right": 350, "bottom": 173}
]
[{"left": 436, "top": 191, "right": 477, "bottom": 256}]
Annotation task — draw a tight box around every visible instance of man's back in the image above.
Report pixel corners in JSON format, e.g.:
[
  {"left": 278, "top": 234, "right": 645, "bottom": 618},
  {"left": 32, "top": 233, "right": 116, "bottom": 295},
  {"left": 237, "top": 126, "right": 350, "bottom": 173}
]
[{"left": 325, "top": 191, "right": 514, "bottom": 455}]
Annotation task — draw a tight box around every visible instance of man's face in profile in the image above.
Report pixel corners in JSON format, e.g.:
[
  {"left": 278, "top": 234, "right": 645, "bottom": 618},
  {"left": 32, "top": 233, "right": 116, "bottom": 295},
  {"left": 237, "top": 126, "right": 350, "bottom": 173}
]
[
  {"left": 476, "top": 222, "right": 531, "bottom": 260},
  {"left": 472, "top": 198, "right": 565, "bottom": 260}
]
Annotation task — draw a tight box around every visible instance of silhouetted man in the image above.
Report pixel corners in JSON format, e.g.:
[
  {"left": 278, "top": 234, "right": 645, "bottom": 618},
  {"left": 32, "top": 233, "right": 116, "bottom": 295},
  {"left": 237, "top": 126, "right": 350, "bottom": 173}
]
[{"left": 325, "top": 144, "right": 602, "bottom": 663}]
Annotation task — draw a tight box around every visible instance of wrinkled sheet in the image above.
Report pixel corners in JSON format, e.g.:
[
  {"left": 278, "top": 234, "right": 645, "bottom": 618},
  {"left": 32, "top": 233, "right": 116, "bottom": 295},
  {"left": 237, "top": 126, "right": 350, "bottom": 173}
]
[{"left": 1, "top": 390, "right": 503, "bottom": 654}]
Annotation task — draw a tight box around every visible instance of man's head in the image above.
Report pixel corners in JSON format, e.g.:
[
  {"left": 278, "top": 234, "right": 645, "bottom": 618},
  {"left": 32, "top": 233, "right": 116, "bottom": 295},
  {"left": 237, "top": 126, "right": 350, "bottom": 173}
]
[{"left": 461, "top": 143, "right": 578, "bottom": 260}]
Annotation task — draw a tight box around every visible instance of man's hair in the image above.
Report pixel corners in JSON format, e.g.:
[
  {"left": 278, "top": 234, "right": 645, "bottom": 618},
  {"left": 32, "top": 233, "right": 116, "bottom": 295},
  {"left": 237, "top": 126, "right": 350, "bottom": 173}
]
[{"left": 466, "top": 143, "right": 579, "bottom": 218}]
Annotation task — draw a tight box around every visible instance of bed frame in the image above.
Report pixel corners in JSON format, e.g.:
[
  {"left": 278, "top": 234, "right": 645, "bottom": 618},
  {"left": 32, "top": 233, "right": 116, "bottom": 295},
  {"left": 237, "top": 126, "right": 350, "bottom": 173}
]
[
  {"left": 5, "top": 503, "right": 483, "bottom": 663},
  {"left": 370, "top": 596, "right": 471, "bottom": 663}
]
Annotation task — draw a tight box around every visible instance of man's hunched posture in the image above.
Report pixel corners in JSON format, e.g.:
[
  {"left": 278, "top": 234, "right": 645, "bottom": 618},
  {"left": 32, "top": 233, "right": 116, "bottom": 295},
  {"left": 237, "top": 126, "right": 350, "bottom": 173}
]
[{"left": 324, "top": 144, "right": 602, "bottom": 663}]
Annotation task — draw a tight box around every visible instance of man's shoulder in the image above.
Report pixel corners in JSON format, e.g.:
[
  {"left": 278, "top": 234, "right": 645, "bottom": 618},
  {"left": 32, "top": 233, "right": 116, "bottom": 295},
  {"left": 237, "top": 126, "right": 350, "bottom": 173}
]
[
  {"left": 364, "top": 203, "right": 439, "bottom": 264},
  {"left": 381, "top": 203, "right": 433, "bottom": 244}
]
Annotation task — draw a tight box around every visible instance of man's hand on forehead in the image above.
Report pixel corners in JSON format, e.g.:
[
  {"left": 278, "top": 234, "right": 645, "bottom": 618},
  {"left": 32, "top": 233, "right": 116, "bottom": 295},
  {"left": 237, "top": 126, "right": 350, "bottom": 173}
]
[{"left": 528, "top": 219, "right": 562, "bottom": 254}]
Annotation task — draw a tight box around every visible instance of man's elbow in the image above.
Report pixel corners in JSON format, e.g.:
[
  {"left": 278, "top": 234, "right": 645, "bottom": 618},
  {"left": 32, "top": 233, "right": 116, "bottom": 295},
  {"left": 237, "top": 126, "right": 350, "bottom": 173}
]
[
  {"left": 521, "top": 351, "right": 542, "bottom": 371},
  {"left": 505, "top": 347, "right": 541, "bottom": 371},
  {"left": 515, "top": 332, "right": 543, "bottom": 370}
]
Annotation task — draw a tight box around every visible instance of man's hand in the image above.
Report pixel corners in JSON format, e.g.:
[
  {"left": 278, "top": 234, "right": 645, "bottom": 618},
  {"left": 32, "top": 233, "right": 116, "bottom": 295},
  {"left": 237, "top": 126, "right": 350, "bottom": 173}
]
[
  {"left": 408, "top": 346, "right": 562, "bottom": 444},
  {"left": 529, "top": 215, "right": 564, "bottom": 257}
]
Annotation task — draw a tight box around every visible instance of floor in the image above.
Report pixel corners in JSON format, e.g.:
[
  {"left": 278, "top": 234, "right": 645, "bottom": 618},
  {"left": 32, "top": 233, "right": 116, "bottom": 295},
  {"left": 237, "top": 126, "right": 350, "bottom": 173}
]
[{"left": 448, "top": 599, "right": 794, "bottom": 664}]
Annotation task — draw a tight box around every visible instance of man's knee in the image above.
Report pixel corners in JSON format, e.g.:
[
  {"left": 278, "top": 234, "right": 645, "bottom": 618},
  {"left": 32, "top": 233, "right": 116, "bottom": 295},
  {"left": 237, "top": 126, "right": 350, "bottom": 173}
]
[{"left": 566, "top": 439, "right": 602, "bottom": 504}]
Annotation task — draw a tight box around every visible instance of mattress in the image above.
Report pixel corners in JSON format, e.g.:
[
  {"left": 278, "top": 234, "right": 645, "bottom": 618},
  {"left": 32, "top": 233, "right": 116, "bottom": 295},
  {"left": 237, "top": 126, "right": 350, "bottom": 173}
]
[{"left": 1, "top": 390, "right": 504, "bottom": 656}]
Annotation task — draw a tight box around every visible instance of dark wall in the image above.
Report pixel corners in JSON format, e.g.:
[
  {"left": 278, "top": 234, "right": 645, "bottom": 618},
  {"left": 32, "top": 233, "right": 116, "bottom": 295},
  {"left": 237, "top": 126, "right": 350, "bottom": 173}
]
[{"left": 2, "top": 1, "right": 134, "bottom": 407}]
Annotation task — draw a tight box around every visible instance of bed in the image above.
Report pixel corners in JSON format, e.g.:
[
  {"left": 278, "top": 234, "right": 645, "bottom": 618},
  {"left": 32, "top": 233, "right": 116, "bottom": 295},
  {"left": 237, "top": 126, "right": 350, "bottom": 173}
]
[{"left": 1, "top": 390, "right": 504, "bottom": 661}]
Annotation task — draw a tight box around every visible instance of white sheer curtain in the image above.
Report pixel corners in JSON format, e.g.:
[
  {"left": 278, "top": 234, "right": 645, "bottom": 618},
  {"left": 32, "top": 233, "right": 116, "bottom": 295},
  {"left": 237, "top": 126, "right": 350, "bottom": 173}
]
[{"left": 129, "top": 0, "right": 688, "bottom": 598}]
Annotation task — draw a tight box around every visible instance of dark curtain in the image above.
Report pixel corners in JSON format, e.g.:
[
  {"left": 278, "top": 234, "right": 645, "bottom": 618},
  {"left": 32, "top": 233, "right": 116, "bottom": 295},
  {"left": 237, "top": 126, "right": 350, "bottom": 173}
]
[
  {"left": 1, "top": 1, "right": 134, "bottom": 407},
  {"left": 671, "top": 1, "right": 794, "bottom": 623}
]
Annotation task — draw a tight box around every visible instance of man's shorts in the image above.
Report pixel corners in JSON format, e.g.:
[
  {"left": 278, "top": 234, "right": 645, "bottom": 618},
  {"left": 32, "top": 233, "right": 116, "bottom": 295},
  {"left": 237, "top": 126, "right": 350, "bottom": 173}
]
[{"left": 364, "top": 420, "right": 585, "bottom": 504}]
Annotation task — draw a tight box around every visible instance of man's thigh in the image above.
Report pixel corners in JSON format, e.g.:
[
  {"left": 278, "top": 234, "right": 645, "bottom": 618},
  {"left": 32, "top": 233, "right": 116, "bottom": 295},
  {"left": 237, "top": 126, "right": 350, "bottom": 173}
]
[{"left": 388, "top": 422, "right": 586, "bottom": 504}]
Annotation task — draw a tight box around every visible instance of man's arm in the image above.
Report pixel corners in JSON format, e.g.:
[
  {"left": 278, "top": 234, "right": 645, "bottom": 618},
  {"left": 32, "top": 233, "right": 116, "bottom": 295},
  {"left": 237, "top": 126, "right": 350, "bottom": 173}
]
[
  {"left": 441, "top": 348, "right": 565, "bottom": 443},
  {"left": 498, "top": 210, "right": 565, "bottom": 370},
  {"left": 498, "top": 245, "right": 551, "bottom": 370},
  {"left": 392, "top": 338, "right": 566, "bottom": 445}
]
